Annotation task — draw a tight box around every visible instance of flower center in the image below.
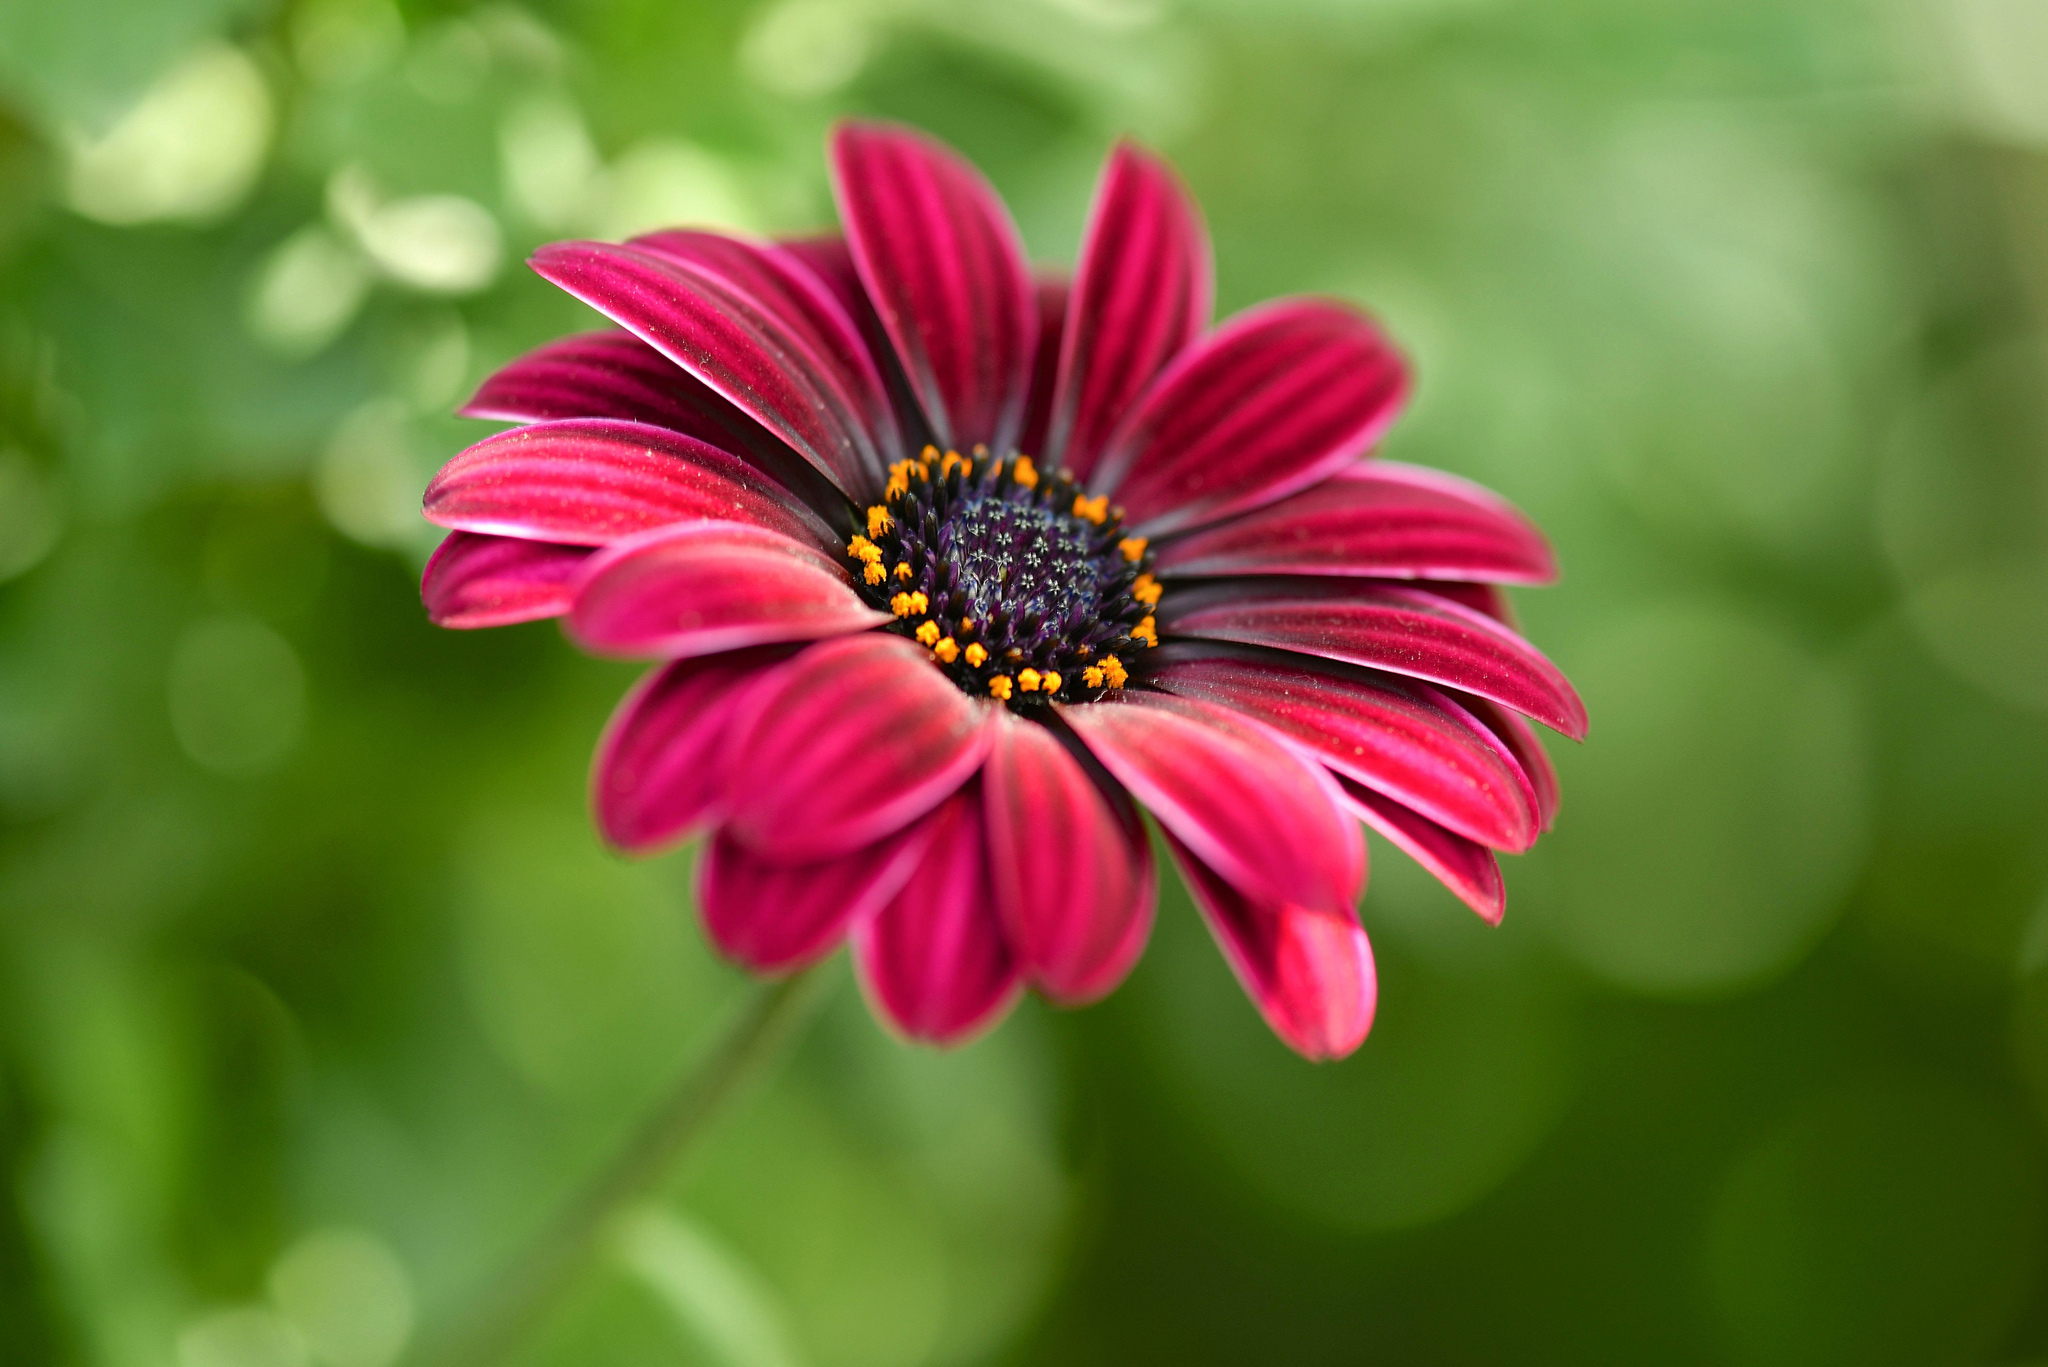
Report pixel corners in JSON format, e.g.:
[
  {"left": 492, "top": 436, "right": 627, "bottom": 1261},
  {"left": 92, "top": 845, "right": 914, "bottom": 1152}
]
[{"left": 845, "top": 447, "right": 1161, "bottom": 705}]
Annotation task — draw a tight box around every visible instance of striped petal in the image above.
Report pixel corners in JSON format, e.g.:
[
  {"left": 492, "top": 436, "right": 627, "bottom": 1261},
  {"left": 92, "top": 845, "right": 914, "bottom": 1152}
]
[
  {"left": 530, "top": 241, "right": 885, "bottom": 498},
  {"left": 700, "top": 819, "right": 936, "bottom": 974},
  {"left": 852, "top": 782, "right": 1022, "bottom": 1044},
  {"left": 591, "top": 648, "right": 795, "bottom": 852},
  {"left": 421, "top": 532, "right": 589, "bottom": 628},
  {"left": 1017, "top": 275, "right": 1069, "bottom": 462},
  {"left": 1160, "top": 580, "right": 1588, "bottom": 739},
  {"left": 1338, "top": 779, "right": 1506, "bottom": 924},
  {"left": 1462, "top": 695, "right": 1561, "bottom": 832},
  {"left": 1063, "top": 691, "right": 1362, "bottom": 911},
  {"left": 1047, "top": 141, "right": 1210, "bottom": 479},
  {"left": 629, "top": 229, "right": 901, "bottom": 456},
  {"left": 1089, "top": 298, "right": 1409, "bottom": 535},
  {"left": 981, "top": 710, "right": 1154, "bottom": 1004},
  {"left": 1167, "top": 834, "right": 1376, "bottom": 1061},
  {"left": 830, "top": 121, "right": 1038, "bottom": 455},
  {"left": 566, "top": 522, "right": 885, "bottom": 659},
  {"left": 718, "top": 633, "right": 994, "bottom": 861},
  {"left": 1153, "top": 461, "right": 1557, "bottom": 584},
  {"left": 424, "top": 419, "right": 836, "bottom": 552},
  {"left": 1145, "top": 642, "right": 1537, "bottom": 851}
]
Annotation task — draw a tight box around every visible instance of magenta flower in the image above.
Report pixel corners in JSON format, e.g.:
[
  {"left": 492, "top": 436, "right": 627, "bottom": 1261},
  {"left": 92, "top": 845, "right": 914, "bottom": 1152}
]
[{"left": 420, "top": 123, "right": 1584, "bottom": 1060}]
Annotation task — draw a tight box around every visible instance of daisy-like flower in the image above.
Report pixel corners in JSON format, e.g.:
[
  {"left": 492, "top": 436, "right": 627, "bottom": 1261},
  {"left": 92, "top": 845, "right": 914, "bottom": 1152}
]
[{"left": 420, "top": 123, "right": 1585, "bottom": 1060}]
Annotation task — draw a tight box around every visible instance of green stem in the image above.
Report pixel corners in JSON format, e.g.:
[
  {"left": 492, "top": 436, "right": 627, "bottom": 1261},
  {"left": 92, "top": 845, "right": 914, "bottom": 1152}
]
[{"left": 423, "top": 966, "right": 831, "bottom": 1367}]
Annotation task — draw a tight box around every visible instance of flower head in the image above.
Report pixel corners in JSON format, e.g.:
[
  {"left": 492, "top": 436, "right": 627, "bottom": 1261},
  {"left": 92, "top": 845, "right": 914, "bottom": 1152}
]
[{"left": 420, "top": 122, "right": 1585, "bottom": 1060}]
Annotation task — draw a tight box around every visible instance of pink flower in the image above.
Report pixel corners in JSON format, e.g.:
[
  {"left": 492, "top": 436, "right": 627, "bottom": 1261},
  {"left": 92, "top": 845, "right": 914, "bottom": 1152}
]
[{"left": 420, "top": 123, "right": 1584, "bottom": 1060}]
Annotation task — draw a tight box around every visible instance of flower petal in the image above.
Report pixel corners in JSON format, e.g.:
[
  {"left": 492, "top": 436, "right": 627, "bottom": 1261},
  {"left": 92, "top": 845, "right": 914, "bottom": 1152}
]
[
  {"left": 719, "top": 633, "right": 995, "bottom": 861},
  {"left": 1160, "top": 579, "right": 1588, "bottom": 739},
  {"left": 424, "top": 419, "right": 837, "bottom": 552},
  {"left": 852, "top": 782, "right": 1022, "bottom": 1045},
  {"left": 775, "top": 234, "right": 868, "bottom": 326},
  {"left": 700, "top": 819, "right": 937, "bottom": 974},
  {"left": 629, "top": 229, "right": 902, "bottom": 456},
  {"left": 1337, "top": 778, "right": 1506, "bottom": 924},
  {"left": 1167, "top": 834, "right": 1376, "bottom": 1061},
  {"left": 1047, "top": 141, "right": 1211, "bottom": 479},
  {"left": 421, "top": 531, "right": 590, "bottom": 628},
  {"left": 1090, "top": 299, "right": 1409, "bottom": 535},
  {"left": 830, "top": 121, "right": 1039, "bottom": 455},
  {"left": 590, "top": 647, "right": 795, "bottom": 852},
  {"left": 566, "top": 522, "right": 886, "bottom": 659},
  {"left": 1145, "top": 641, "right": 1537, "bottom": 851},
  {"left": 1017, "top": 274, "right": 1069, "bottom": 462},
  {"left": 1152, "top": 461, "right": 1557, "bottom": 584},
  {"left": 1062, "top": 691, "right": 1362, "bottom": 910},
  {"left": 981, "top": 710, "right": 1154, "bottom": 1004},
  {"left": 530, "top": 241, "right": 885, "bottom": 498},
  {"left": 1459, "top": 695, "right": 1562, "bottom": 832}
]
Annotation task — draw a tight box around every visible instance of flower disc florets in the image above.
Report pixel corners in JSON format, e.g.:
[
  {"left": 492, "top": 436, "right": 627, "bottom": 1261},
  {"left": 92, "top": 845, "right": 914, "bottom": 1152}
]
[{"left": 846, "top": 445, "right": 1161, "bottom": 706}]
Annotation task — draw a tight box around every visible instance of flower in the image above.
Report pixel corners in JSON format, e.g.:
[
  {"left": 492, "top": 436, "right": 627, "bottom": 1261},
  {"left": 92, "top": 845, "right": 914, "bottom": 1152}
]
[{"left": 419, "top": 122, "right": 1585, "bottom": 1060}]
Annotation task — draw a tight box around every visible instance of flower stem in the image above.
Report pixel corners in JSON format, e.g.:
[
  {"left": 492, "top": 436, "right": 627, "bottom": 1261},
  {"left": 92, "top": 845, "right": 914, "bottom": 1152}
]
[{"left": 422, "top": 965, "right": 831, "bottom": 1367}]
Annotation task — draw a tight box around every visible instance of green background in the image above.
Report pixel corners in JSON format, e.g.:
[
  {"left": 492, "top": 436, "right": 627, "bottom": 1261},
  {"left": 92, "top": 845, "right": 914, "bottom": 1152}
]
[{"left": 4, "top": 0, "right": 2048, "bottom": 1363}]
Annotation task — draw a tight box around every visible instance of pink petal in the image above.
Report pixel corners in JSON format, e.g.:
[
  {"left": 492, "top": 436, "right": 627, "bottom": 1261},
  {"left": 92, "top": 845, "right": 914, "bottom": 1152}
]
[
  {"left": 981, "top": 710, "right": 1155, "bottom": 1004},
  {"left": 1017, "top": 274, "right": 1069, "bottom": 461},
  {"left": 1062, "top": 691, "right": 1362, "bottom": 911},
  {"left": 628, "top": 230, "right": 902, "bottom": 457},
  {"left": 830, "top": 121, "right": 1038, "bottom": 455},
  {"left": 718, "top": 633, "right": 995, "bottom": 861},
  {"left": 421, "top": 532, "right": 590, "bottom": 628},
  {"left": 1459, "top": 695, "right": 1562, "bottom": 832},
  {"left": 530, "top": 241, "right": 885, "bottom": 499},
  {"left": 700, "top": 819, "right": 937, "bottom": 974},
  {"left": 566, "top": 522, "right": 886, "bottom": 659},
  {"left": 1090, "top": 299, "right": 1409, "bottom": 536},
  {"left": 423, "top": 419, "right": 837, "bottom": 553},
  {"left": 774, "top": 234, "right": 868, "bottom": 326},
  {"left": 1167, "top": 834, "right": 1376, "bottom": 1061},
  {"left": 852, "top": 782, "right": 1022, "bottom": 1045},
  {"left": 591, "top": 647, "right": 795, "bottom": 852},
  {"left": 1414, "top": 580, "right": 1515, "bottom": 625},
  {"left": 1152, "top": 460, "right": 1557, "bottom": 584},
  {"left": 1160, "top": 580, "right": 1588, "bottom": 739},
  {"left": 1145, "top": 642, "right": 1537, "bottom": 852},
  {"left": 1047, "top": 141, "right": 1211, "bottom": 479},
  {"left": 1337, "top": 778, "right": 1506, "bottom": 924}
]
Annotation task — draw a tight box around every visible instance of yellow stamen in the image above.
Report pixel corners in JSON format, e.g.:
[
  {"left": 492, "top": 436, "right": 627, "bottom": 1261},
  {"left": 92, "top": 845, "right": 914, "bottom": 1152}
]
[
  {"left": 1132, "top": 573, "right": 1162, "bottom": 606},
  {"left": 1101, "top": 655, "right": 1127, "bottom": 688},
  {"left": 890, "top": 592, "right": 915, "bottom": 617},
  {"left": 1042, "top": 670, "right": 1062, "bottom": 694},
  {"left": 988, "top": 675, "right": 1013, "bottom": 701},
  {"left": 908, "top": 591, "right": 928, "bottom": 614},
  {"left": 1082, "top": 665, "right": 1105, "bottom": 689},
  {"left": 1118, "top": 536, "right": 1148, "bottom": 562},
  {"left": 960, "top": 617, "right": 976, "bottom": 633},
  {"left": 933, "top": 637, "right": 959, "bottom": 664},
  {"left": 1012, "top": 455, "right": 1039, "bottom": 489},
  {"left": 1072, "top": 493, "right": 1109, "bottom": 524},
  {"left": 964, "top": 643, "right": 988, "bottom": 667},
  {"left": 1017, "top": 668, "right": 1042, "bottom": 693},
  {"left": 1131, "top": 616, "right": 1158, "bottom": 647},
  {"left": 846, "top": 535, "right": 882, "bottom": 564},
  {"left": 864, "top": 562, "right": 887, "bottom": 585},
  {"left": 867, "top": 505, "right": 893, "bottom": 537},
  {"left": 893, "top": 561, "right": 913, "bottom": 581},
  {"left": 915, "top": 620, "right": 941, "bottom": 647}
]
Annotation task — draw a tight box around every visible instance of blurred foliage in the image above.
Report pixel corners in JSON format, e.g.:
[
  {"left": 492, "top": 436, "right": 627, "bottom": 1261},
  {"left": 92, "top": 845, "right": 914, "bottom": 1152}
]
[{"left": 2, "top": 0, "right": 2048, "bottom": 1364}]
